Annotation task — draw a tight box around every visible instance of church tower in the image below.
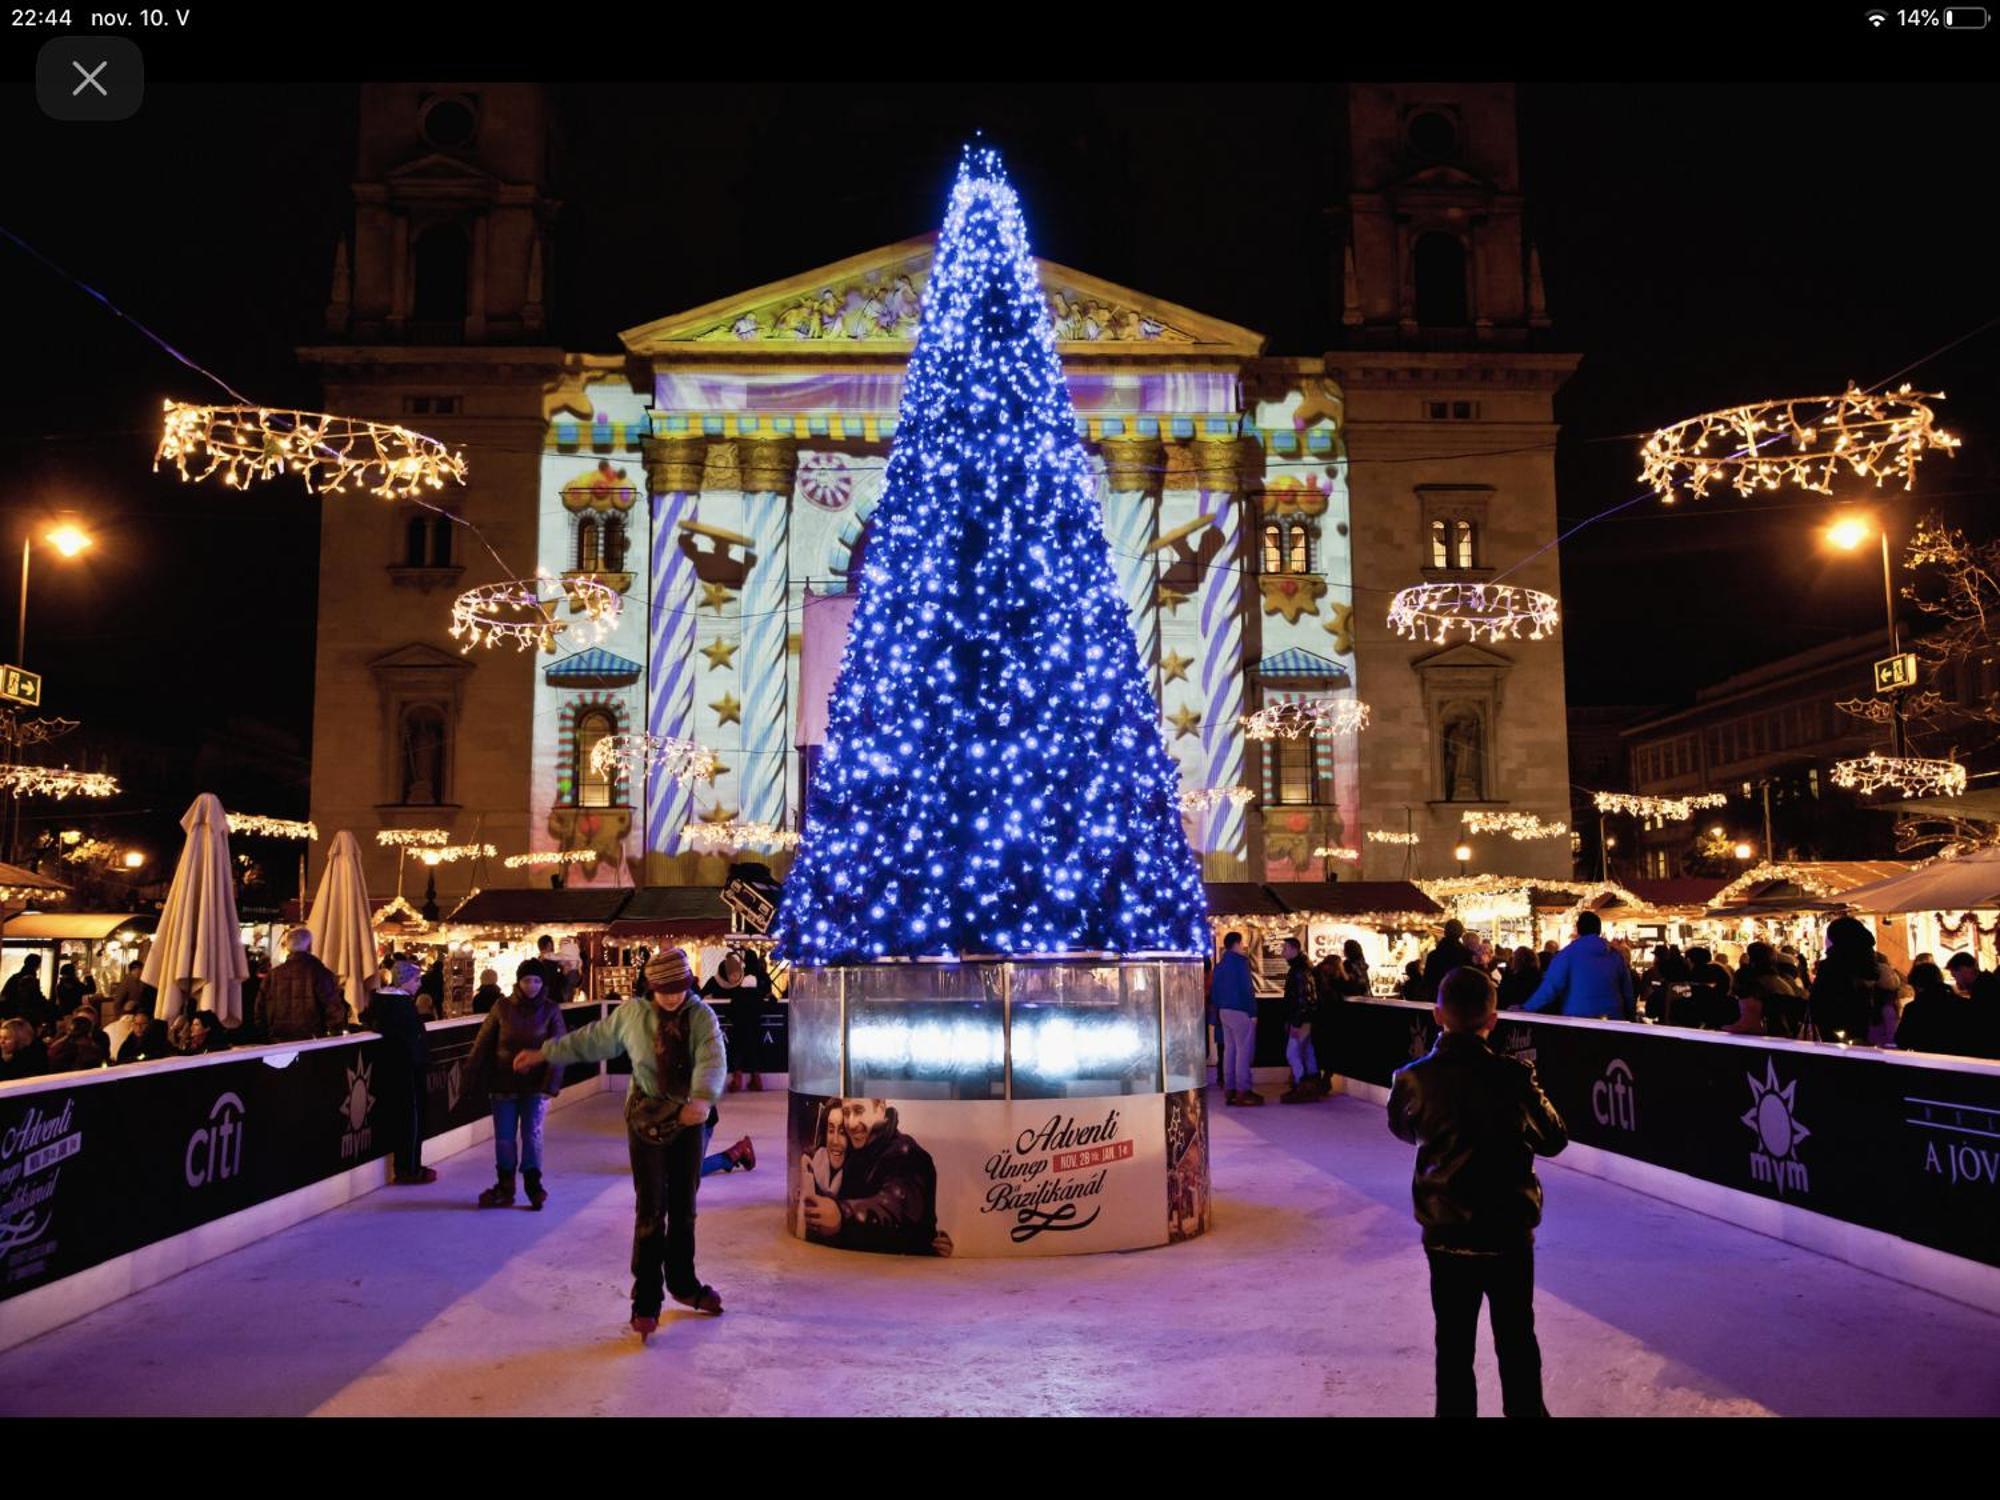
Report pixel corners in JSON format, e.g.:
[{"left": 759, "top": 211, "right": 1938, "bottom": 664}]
[
  {"left": 1329, "top": 83, "right": 1580, "bottom": 881},
  {"left": 301, "top": 84, "right": 565, "bottom": 900}
]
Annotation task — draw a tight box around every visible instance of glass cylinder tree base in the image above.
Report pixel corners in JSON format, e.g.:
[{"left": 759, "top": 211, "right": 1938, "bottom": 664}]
[{"left": 785, "top": 957, "right": 1212, "bottom": 1257}]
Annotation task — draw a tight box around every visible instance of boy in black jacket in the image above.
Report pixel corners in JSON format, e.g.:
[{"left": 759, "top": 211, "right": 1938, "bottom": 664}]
[{"left": 1389, "top": 965, "right": 1567, "bottom": 1418}]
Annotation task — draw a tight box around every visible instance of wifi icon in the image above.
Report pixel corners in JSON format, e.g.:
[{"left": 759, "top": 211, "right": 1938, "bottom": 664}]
[{"left": 1866, "top": 7, "right": 1888, "bottom": 21}]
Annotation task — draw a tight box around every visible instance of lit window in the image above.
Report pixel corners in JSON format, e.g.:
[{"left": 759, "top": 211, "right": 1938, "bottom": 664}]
[
  {"left": 575, "top": 709, "right": 616, "bottom": 809},
  {"left": 1430, "top": 519, "right": 1448, "bottom": 568},
  {"left": 578, "top": 516, "right": 602, "bottom": 573}
]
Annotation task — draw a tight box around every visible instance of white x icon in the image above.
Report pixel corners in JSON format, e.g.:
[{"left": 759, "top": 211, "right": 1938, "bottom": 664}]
[{"left": 71, "top": 59, "right": 108, "bottom": 97}]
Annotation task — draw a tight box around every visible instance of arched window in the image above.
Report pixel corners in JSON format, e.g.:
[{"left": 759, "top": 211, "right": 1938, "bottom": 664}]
[
  {"left": 400, "top": 706, "right": 448, "bottom": 805},
  {"left": 429, "top": 515, "right": 453, "bottom": 567},
  {"left": 1413, "top": 232, "right": 1469, "bottom": 328},
  {"left": 1429, "top": 517, "right": 1477, "bottom": 569},
  {"left": 1261, "top": 518, "right": 1316, "bottom": 575},
  {"left": 574, "top": 708, "right": 615, "bottom": 808},
  {"left": 577, "top": 516, "right": 602, "bottom": 572},
  {"left": 602, "top": 516, "right": 629, "bottom": 574},
  {"left": 411, "top": 224, "right": 470, "bottom": 330}
]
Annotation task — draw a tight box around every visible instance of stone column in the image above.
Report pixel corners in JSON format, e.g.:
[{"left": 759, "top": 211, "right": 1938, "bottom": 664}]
[
  {"left": 1100, "top": 436, "right": 1164, "bottom": 681},
  {"left": 739, "top": 438, "right": 798, "bottom": 829},
  {"left": 643, "top": 436, "right": 706, "bottom": 861},
  {"left": 1195, "top": 439, "right": 1250, "bottom": 875}
]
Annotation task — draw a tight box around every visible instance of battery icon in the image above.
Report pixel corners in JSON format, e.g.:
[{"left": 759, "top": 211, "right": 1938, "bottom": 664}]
[{"left": 1945, "top": 6, "right": 1989, "bottom": 24}]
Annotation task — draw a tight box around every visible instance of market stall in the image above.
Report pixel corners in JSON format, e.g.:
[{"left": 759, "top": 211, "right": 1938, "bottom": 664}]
[
  {"left": 1834, "top": 848, "right": 2000, "bottom": 972},
  {"left": 1, "top": 912, "right": 156, "bottom": 997},
  {"left": 1703, "top": 861, "right": 1915, "bottom": 968},
  {"left": 1260, "top": 882, "right": 1443, "bottom": 996},
  {"left": 436, "top": 887, "right": 630, "bottom": 1012}
]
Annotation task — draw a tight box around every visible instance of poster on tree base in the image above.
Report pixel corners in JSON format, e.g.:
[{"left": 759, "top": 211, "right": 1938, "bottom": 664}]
[{"left": 786, "top": 1089, "right": 1210, "bottom": 1257}]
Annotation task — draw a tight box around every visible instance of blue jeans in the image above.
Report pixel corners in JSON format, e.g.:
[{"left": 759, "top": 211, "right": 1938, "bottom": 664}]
[
  {"left": 700, "top": 1118, "right": 735, "bottom": 1177},
  {"left": 492, "top": 1094, "right": 548, "bottom": 1175},
  {"left": 1219, "top": 1009, "right": 1256, "bottom": 1092}
]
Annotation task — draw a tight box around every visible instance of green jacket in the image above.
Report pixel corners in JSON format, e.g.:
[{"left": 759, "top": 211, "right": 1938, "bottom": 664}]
[{"left": 539, "top": 995, "right": 726, "bottom": 1105}]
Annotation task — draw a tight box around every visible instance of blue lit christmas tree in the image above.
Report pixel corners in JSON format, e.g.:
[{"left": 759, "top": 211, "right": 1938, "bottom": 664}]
[{"left": 776, "top": 145, "right": 1210, "bottom": 963}]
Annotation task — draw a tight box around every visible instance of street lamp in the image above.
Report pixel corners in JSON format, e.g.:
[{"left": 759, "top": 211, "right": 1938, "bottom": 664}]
[
  {"left": 1733, "top": 842, "right": 1754, "bottom": 861},
  {"left": 1454, "top": 842, "right": 1472, "bottom": 875},
  {"left": 122, "top": 850, "right": 147, "bottom": 870},
  {"left": 18, "top": 520, "right": 93, "bottom": 666},
  {"left": 1824, "top": 512, "right": 1905, "bottom": 756}
]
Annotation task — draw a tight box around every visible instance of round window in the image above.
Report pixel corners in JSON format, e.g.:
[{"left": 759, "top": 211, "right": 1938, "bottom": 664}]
[
  {"left": 1406, "top": 110, "right": 1458, "bottom": 159},
  {"left": 422, "top": 97, "right": 478, "bottom": 149}
]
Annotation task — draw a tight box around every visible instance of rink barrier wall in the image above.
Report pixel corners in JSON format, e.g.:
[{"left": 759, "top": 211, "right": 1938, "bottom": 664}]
[
  {"left": 1329, "top": 996, "right": 2000, "bottom": 1317},
  {"left": 0, "top": 1005, "right": 609, "bottom": 1355}
]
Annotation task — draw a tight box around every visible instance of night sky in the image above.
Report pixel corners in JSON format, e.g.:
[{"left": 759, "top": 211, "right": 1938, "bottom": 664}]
[{"left": 4, "top": 59, "right": 1995, "bottom": 882}]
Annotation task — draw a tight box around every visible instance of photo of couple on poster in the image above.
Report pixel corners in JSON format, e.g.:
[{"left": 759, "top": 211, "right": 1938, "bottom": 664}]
[{"left": 795, "top": 1096, "right": 954, "bottom": 1257}]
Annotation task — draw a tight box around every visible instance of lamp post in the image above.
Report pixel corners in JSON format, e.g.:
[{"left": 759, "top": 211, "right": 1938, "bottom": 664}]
[
  {"left": 1454, "top": 842, "right": 1472, "bottom": 877},
  {"left": 1825, "top": 514, "right": 1905, "bottom": 757},
  {"left": 7, "top": 522, "right": 92, "bottom": 865}
]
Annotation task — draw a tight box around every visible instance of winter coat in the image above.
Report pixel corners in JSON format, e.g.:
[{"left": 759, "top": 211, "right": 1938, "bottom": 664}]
[
  {"left": 818, "top": 1127, "right": 940, "bottom": 1254},
  {"left": 1496, "top": 965, "right": 1539, "bottom": 1010},
  {"left": 0, "top": 1038, "right": 50, "bottom": 1081},
  {"left": 1525, "top": 934, "right": 1634, "bottom": 1020},
  {"left": 1209, "top": 951, "right": 1257, "bottom": 1014},
  {"left": 1283, "top": 955, "right": 1317, "bottom": 1027},
  {"left": 1418, "top": 939, "right": 1474, "bottom": 1001},
  {"left": 362, "top": 988, "right": 431, "bottom": 1072},
  {"left": 466, "top": 989, "right": 569, "bottom": 1097},
  {"left": 1388, "top": 1030, "right": 1568, "bottom": 1251},
  {"left": 471, "top": 984, "right": 505, "bottom": 1015},
  {"left": 0, "top": 973, "right": 50, "bottom": 1030},
  {"left": 115, "top": 1019, "right": 172, "bottom": 1064},
  {"left": 1737, "top": 963, "right": 1807, "bottom": 1038},
  {"left": 539, "top": 994, "right": 725, "bottom": 1105},
  {"left": 257, "top": 953, "right": 348, "bottom": 1042},
  {"left": 1807, "top": 951, "right": 1880, "bottom": 1042},
  {"left": 1896, "top": 985, "right": 1972, "bottom": 1056}
]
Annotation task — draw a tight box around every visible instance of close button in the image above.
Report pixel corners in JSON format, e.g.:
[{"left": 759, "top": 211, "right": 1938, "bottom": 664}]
[{"left": 36, "top": 36, "right": 144, "bottom": 122}]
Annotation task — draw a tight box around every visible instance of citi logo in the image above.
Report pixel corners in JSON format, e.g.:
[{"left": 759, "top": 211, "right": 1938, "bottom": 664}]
[
  {"left": 1592, "top": 1059, "right": 1637, "bottom": 1132},
  {"left": 186, "top": 1092, "right": 247, "bottom": 1188}
]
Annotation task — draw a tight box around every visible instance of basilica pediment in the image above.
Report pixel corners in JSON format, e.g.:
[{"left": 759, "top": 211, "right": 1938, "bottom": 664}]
[
  {"left": 621, "top": 235, "right": 1265, "bottom": 358},
  {"left": 1410, "top": 641, "right": 1513, "bottom": 673},
  {"left": 369, "top": 642, "right": 474, "bottom": 674},
  {"left": 382, "top": 151, "right": 503, "bottom": 200}
]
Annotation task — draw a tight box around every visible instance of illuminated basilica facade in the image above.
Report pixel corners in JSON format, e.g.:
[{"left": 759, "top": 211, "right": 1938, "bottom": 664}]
[{"left": 304, "top": 82, "right": 1576, "bottom": 900}]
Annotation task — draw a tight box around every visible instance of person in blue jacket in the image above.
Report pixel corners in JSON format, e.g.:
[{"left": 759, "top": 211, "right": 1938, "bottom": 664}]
[{"left": 1524, "top": 912, "right": 1634, "bottom": 1020}]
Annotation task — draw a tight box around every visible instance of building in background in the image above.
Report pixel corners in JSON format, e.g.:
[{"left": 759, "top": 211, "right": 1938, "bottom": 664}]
[{"left": 303, "top": 82, "right": 1578, "bottom": 898}]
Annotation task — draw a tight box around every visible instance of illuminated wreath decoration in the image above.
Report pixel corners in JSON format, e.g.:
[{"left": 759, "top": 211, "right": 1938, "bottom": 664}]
[
  {"left": 504, "top": 849, "right": 600, "bottom": 869},
  {"left": 1592, "top": 791, "right": 1728, "bottom": 822},
  {"left": 1640, "top": 385, "right": 1959, "bottom": 504},
  {"left": 1829, "top": 753, "right": 1967, "bottom": 798},
  {"left": 1179, "top": 786, "right": 1256, "bottom": 814},
  {"left": 590, "top": 732, "right": 719, "bottom": 787},
  {"left": 1367, "top": 830, "right": 1421, "bottom": 845},
  {"left": 1239, "top": 700, "right": 1371, "bottom": 740},
  {"left": 1387, "top": 583, "right": 1559, "bottom": 644},
  {"left": 451, "top": 571, "right": 621, "bottom": 655},
  {"left": 680, "top": 822, "right": 802, "bottom": 854},
  {"left": 227, "top": 813, "right": 318, "bottom": 840},
  {"left": 1462, "top": 810, "right": 1569, "bottom": 841},
  {"left": 0, "top": 766, "right": 119, "bottom": 800},
  {"left": 156, "top": 402, "right": 468, "bottom": 498}
]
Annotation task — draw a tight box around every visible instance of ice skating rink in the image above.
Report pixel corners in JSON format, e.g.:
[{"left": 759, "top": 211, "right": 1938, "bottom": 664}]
[{"left": 2, "top": 1085, "right": 1996, "bottom": 1417}]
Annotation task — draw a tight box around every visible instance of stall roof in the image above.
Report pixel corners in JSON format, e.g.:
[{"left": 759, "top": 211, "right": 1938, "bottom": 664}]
[
  {"left": 1708, "top": 860, "right": 1913, "bottom": 916},
  {"left": 1616, "top": 878, "right": 1728, "bottom": 910},
  {"left": 445, "top": 888, "right": 632, "bottom": 927},
  {"left": 609, "top": 886, "right": 734, "bottom": 935},
  {"left": 3, "top": 912, "right": 156, "bottom": 941},
  {"left": 1203, "top": 883, "right": 1286, "bottom": 917},
  {"left": 1262, "top": 882, "right": 1443, "bottom": 918},
  {"left": 0, "top": 861, "right": 69, "bottom": 896}
]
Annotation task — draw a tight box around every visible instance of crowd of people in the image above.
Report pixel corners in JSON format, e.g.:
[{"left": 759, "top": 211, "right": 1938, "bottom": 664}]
[{"left": 1387, "top": 913, "right": 2000, "bottom": 1059}]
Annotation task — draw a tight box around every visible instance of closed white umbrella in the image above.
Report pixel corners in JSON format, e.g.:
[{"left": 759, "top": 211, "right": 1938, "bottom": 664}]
[
  {"left": 143, "top": 793, "right": 248, "bottom": 1024},
  {"left": 1836, "top": 845, "right": 2000, "bottom": 914},
  {"left": 307, "top": 830, "right": 380, "bottom": 1022}
]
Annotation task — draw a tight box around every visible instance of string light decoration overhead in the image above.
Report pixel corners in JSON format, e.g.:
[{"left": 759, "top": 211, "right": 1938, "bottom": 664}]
[
  {"left": 450, "top": 570, "right": 621, "bottom": 655},
  {"left": 504, "top": 849, "right": 600, "bottom": 869},
  {"left": 1239, "top": 700, "right": 1371, "bottom": 740},
  {"left": 376, "top": 829, "right": 450, "bottom": 849},
  {"left": 61, "top": 838, "right": 117, "bottom": 865},
  {"left": 1591, "top": 791, "right": 1729, "bottom": 822},
  {"left": 1640, "top": 385, "right": 1960, "bottom": 504},
  {"left": 156, "top": 401, "right": 468, "bottom": 498},
  {"left": 372, "top": 894, "right": 431, "bottom": 929},
  {"left": 226, "top": 812, "right": 318, "bottom": 841},
  {"left": 1830, "top": 753, "right": 1968, "bottom": 799},
  {"left": 1367, "top": 830, "right": 1422, "bottom": 846},
  {"left": 680, "top": 822, "right": 803, "bottom": 855},
  {"left": 1387, "top": 582, "right": 1559, "bottom": 644},
  {"left": 1313, "top": 845, "right": 1362, "bottom": 862},
  {"left": 1179, "top": 786, "right": 1256, "bottom": 815},
  {"left": 1462, "top": 810, "right": 1569, "bottom": 841},
  {"left": 590, "top": 732, "right": 719, "bottom": 788},
  {"left": 0, "top": 767, "right": 119, "bottom": 800},
  {"left": 0, "top": 711, "right": 79, "bottom": 749},
  {"left": 418, "top": 843, "right": 497, "bottom": 865}
]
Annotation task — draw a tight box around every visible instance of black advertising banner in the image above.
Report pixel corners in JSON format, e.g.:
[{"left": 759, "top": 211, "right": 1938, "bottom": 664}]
[
  {"left": 1, "top": 1039, "right": 397, "bottom": 1304},
  {"left": 1332, "top": 999, "right": 2000, "bottom": 1270},
  {"left": 1, "top": 1006, "right": 615, "bottom": 1306}
]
